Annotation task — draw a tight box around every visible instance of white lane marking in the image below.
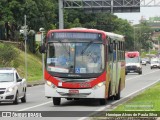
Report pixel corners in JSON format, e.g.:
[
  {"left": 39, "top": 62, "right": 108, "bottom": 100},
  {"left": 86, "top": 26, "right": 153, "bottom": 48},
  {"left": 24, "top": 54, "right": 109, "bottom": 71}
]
[
  {"left": 18, "top": 101, "right": 52, "bottom": 111},
  {"left": 17, "top": 70, "right": 160, "bottom": 115},
  {"left": 78, "top": 79, "right": 160, "bottom": 120},
  {"left": 126, "top": 69, "right": 160, "bottom": 81}
]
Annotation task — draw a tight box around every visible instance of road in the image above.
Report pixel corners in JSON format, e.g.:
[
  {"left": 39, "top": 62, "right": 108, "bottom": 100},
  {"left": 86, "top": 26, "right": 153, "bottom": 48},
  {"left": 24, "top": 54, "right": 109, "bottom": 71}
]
[{"left": 0, "top": 64, "right": 160, "bottom": 120}]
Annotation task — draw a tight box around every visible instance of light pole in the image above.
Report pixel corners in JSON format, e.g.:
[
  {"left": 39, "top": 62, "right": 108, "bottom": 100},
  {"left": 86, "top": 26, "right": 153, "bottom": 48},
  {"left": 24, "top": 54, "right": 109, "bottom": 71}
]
[
  {"left": 19, "top": 16, "right": 28, "bottom": 80},
  {"left": 39, "top": 28, "right": 45, "bottom": 80},
  {"left": 24, "top": 15, "right": 28, "bottom": 80},
  {"left": 59, "top": 0, "right": 64, "bottom": 29},
  {"left": 111, "top": 0, "right": 113, "bottom": 14}
]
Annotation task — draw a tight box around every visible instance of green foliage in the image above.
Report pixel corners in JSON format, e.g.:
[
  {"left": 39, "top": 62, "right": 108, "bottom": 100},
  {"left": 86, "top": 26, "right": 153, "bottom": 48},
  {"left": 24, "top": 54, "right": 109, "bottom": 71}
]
[
  {"left": 0, "top": 0, "right": 135, "bottom": 50},
  {"left": 27, "top": 32, "right": 36, "bottom": 53},
  {"left": 16, "top": 46, "right": 43, "bottom": 81},
  {"left": 113, "top": 18, "right": 134, "bottom": 50},
  {"left": 0, "top": 0, "right": 56, "bottom": 31},
  {"left": 63, "top": 9, "right": 134, "bottom": 50},
  {"left": 0, "top": 21, "right": 5, "bottom": 40},
  {"left": 0, "top": 43, "right": 19, "bottom": 67},
  {"left": 0, "top": 43, "right": 42, "bottom": 81},
  {"left": 134, "top": 22, "right": 152, "bottom": 52}
]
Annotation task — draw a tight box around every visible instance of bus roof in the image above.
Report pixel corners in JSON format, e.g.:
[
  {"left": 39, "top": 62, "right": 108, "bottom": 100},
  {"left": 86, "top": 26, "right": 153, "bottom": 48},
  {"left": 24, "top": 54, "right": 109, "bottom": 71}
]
[
  {"left": 125, "top": 51, "right": 140, "bottom": 58},
  {"left": 105, "top": 32, "right": 125, "bottom": 42},
  {"left": 47, "top": 28, "right": 125, "bottom": 42},
  {"left": 48, "top": 28, "right": 104, "bottom": 34}
]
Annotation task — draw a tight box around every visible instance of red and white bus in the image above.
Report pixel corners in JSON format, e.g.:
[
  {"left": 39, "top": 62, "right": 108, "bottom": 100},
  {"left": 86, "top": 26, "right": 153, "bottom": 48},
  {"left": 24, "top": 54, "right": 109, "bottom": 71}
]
[
  {"left": 40, "top": 28, "right": 125, "bottom": 105},
  {"left": 125, "top": 51, "right": 142, "bottom": 75}
]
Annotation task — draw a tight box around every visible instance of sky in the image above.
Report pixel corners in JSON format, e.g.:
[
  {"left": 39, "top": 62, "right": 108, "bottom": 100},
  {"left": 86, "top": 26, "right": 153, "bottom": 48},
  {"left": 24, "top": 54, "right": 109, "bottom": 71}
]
[{"left": 115, "top": 7, "right": 160, "bottom": 25}]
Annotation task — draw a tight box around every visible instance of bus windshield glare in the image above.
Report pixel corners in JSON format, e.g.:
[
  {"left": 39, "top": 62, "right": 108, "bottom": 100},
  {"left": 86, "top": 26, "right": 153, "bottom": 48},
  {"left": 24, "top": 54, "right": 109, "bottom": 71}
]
[{"left": 46, "top": 42, "right": 104, "bottom": 74}]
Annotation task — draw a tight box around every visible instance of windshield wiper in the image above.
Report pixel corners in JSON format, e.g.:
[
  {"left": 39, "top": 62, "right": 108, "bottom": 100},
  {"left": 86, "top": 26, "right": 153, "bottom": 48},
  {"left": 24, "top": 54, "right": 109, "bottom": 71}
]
[
  {"left": 81, "top": 40, "right": 94, "bottom": 55},
  {"left": 57, "top": 39, "right": 70, "bottom": 55}
]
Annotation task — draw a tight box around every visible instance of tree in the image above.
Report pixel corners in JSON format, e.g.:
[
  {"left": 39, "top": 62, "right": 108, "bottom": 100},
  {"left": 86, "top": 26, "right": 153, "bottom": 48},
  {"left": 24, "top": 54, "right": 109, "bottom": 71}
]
[
  {"left": 0, "top": 0, "right": 135, "bottom": 52},
  {"left": 134, "top": 22, "right": 152, "bottom": 52},
  {"left": 63, "top": 9, "right": 134, "bottom": 50},
  {"left": 0, "top": 0, "right": 56, "bottom": 32}
]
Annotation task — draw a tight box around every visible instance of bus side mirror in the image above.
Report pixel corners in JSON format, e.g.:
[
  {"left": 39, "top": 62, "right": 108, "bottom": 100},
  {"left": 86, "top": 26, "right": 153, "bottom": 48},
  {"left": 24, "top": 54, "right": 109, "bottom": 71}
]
[
  {"left": 39, "top": 44, "right": 46, "bottom": 53},
  {"left": 109, "top": 44, "right": 113, "bottom": 53}
]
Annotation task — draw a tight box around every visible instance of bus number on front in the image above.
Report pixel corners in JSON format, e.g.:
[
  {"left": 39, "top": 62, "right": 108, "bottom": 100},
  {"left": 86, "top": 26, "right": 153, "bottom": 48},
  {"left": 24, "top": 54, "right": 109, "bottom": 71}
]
[{"left": 79, "top": 83, "right": 91, "bottom": 88}]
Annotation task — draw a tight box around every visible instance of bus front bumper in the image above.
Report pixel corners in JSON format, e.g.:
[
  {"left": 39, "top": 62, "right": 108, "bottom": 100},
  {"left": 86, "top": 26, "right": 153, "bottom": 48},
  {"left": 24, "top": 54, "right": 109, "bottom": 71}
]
[{"left": 45, "top": 83, "right": 105, "bottom": 99}]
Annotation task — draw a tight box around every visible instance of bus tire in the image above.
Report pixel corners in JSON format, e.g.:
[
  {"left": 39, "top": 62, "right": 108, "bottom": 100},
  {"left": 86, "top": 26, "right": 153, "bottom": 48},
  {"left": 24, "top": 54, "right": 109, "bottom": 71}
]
[
  {"left": 99, "top": 99, "right": 107, "bottom": 105},
  {"left": 53, "top": 97, "right": 61, "bottom": 105},
  {"left": 114, "top": 82, "right": 121, "bottom": 100},
  {"left": 66, "top": 98, "right": 73, "bottom": 100},
  {"left": 125, "top": 72, "right": 127, "bottom": 75},
  {"left": 108, "top": 83, "right": 113, "bottom": 100}
]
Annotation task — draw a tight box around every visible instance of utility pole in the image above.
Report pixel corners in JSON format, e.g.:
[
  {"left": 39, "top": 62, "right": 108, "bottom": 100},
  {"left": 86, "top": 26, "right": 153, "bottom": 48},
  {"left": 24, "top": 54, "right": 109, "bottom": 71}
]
[
  {"left": 39, "top": 28, "right": 45, "bottom": 80},
  {"left": 111, "top": 0, "right": 113, "bottom": 14},
  {"left": 24, "top": 15, "right": 28, "bottom": 80},
  {"left": 59, "top": 0, "right": 64, "bottom": 29}
]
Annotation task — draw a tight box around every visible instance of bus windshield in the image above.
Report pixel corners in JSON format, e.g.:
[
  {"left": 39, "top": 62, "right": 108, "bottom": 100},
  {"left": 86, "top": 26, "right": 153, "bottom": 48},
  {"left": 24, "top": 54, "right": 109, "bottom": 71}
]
[
  {"left": 46, "top": 42, "right": 104, "bottom": 74},
  {"left": 126, "top": 57, "right": 140, "bottom": 63}
]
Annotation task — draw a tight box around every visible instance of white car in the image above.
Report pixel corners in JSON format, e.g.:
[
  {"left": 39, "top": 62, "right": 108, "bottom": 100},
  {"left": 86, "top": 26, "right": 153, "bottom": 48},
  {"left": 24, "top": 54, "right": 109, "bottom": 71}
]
[
  {"left": 0, "top": 68, "right": 27, "bottom": 104},
  {"left": 141, "top": 60, "right": 147, "bottom": 66},
  {"left": 150, "top": 60, "right": 160, "bottom": 69}
]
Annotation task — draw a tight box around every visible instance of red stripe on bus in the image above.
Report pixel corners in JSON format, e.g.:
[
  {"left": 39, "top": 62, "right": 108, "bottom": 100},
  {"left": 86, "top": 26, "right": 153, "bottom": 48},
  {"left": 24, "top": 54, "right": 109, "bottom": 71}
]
[{"left": 45, "top": 70, "right": 106, "bottom": 89}]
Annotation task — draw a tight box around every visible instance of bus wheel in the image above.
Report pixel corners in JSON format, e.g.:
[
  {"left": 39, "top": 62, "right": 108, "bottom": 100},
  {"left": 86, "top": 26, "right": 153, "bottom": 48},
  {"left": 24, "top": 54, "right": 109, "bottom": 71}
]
[
  {"left": 99, "top": 99, "right": 107, "bottom": 105},
  {"left": 125, "top": 72, "right": 127, "bottom": 75},
  {"left": 74, "top": 98, "right": 79, "bottom": 100},
  {"left": 53, "top": 97, "right": 61, "bottom": 105},
  {"left": 66, "top": 98, "right": 73, "bottom": 100},
  {"left": 108, "top": 83, "right": 113, "bottom": 100},
  {"left": 114, "top": 82, "right": 121, "bottom": 100}
]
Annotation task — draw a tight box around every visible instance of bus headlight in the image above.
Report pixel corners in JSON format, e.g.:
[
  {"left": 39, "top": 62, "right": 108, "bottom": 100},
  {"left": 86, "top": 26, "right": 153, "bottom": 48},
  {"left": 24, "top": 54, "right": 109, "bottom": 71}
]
[
  {"left": 93, "top": 81, "right": 105, "bottom": 89},
  {"left": 46, "top": 81, "right": 56, "bottom": 88}
]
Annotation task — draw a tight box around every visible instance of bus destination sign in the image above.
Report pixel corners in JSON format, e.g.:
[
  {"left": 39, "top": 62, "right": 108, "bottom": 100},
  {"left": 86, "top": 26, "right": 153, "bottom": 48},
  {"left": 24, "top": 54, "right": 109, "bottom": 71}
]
[{"left": 51, "top": 32, "right": 102, "bottom": 41}]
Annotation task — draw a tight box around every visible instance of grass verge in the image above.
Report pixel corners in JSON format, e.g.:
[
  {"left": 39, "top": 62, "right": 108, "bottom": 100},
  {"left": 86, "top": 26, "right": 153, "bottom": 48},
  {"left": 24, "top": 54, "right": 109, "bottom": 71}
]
[
  {"left": 0, "top": 42, "right": 43, "bottom": 82},
  {"left": 16, "top": 49, "right": 43, "bottom": 82},
  {"left": 114, "top": 82, "right": 160, "bottom": 111},
  {"left": 89, "top": 82, "right": 160, "bottom": 120}
]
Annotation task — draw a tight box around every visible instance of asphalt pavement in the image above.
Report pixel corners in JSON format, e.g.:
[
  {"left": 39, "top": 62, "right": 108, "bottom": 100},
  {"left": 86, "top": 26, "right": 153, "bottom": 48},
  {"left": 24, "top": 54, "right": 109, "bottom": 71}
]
[{"left": 0, "top": 64, "right": 160, "bottom": 120}]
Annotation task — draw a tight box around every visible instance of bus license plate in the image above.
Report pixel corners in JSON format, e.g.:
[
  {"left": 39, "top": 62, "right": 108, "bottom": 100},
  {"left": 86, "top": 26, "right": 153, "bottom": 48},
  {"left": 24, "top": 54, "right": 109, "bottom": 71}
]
[
  {"left": 130, "top": 70, "right": 134, "bottom": 72},
  {"left": 69, "top": 90, "right": 79, "bottom": 94}
]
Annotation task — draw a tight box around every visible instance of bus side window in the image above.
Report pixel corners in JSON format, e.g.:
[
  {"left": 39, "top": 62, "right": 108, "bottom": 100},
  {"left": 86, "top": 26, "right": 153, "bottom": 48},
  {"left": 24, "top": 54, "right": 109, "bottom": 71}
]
[
  {"left": 112, "top": 41, "right": 116, "bottom": 61},
  {"left": 108, "top": 38, "right": 113, "bottom": 53}
]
